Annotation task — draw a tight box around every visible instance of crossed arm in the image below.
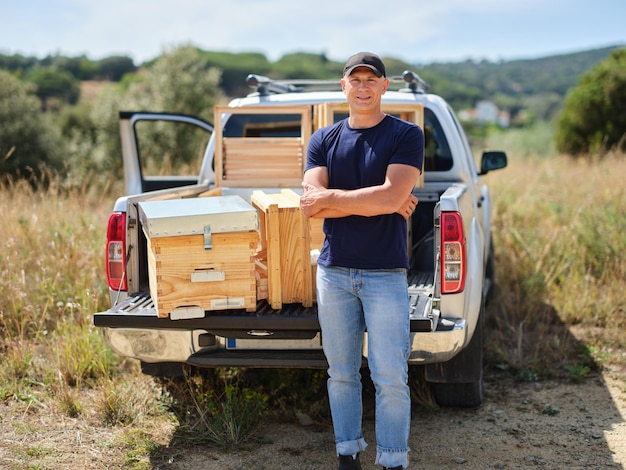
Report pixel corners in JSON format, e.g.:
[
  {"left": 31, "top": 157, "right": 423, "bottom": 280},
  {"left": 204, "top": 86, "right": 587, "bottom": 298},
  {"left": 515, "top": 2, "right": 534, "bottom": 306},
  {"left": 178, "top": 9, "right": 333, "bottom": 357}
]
[{"left": 300, "top": 163, "right": 420, "bottom": 221}]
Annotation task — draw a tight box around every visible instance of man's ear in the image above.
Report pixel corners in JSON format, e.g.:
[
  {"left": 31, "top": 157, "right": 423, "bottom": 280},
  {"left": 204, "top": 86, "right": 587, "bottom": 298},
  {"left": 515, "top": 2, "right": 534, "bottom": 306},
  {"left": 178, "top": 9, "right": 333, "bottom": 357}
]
[{"left": 382, "top": 78, "right": 390, "bottom": 94}]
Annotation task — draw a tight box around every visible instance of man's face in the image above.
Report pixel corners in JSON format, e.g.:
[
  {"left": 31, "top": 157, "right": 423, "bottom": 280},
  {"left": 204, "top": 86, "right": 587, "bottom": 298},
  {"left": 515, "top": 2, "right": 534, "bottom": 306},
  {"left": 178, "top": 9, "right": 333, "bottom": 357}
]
[{"left": 341, "top": 67, "right": 389, "bottom": 110}]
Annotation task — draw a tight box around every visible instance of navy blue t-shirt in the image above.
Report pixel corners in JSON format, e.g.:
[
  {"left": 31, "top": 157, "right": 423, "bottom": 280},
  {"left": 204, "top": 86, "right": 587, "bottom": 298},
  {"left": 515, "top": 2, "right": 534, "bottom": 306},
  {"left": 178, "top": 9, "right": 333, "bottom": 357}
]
[{"left": 305, "top": 114, "right": 424, "bottom": 269}]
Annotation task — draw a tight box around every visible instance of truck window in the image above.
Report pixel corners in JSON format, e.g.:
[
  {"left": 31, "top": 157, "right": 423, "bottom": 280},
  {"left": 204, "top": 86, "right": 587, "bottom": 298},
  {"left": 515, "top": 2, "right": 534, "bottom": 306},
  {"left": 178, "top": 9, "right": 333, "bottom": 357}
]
[
  {"left": 330, "top": 108, "right": 453, "bottom": 172},
  {"left": 423, "top": 108, "right": 453, "bottom": 172},
  {"left": 447, "top": 105, "right": 479, "bottom": 174},
  {"left": 134, "top": 120, "right": 210, "bottom": 177}
]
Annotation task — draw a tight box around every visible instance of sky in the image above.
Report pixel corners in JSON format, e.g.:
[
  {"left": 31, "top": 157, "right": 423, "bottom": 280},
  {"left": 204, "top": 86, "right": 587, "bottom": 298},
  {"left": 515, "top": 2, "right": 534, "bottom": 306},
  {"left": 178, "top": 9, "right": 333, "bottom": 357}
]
[{"left": 1, "top": 0, "right": 624, "bottom": 66}]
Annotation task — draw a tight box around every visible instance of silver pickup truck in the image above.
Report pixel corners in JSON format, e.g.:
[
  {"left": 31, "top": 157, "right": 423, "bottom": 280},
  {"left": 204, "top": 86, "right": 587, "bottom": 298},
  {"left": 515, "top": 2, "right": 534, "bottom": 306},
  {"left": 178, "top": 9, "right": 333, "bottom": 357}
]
[{"left": 93, "top": 72, "right": 507, "bottom": 407}]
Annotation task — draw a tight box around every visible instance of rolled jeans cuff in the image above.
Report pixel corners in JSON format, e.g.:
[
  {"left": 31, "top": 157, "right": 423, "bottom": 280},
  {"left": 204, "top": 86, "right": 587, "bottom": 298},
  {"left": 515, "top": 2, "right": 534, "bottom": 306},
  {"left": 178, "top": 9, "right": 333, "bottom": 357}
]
[
  {"left": 336, "top": 437, "right": 367, "bottom": 457},
  {"left": 375, "top": 447, "right": 410, "bottom": 468}
]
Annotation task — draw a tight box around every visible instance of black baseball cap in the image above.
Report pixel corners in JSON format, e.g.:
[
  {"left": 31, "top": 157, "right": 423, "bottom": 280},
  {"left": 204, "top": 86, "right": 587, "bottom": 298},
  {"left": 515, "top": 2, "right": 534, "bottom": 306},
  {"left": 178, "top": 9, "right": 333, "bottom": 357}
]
[{"left": 343, "top": 52, "right": 386, "bottom": 78}]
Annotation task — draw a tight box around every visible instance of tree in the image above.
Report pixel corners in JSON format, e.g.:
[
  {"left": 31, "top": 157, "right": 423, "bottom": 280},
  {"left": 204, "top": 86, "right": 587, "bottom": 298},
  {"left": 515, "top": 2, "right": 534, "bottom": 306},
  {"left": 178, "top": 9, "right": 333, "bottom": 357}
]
[
  {"left": 556, "top": 48, "right": 626, "bottom": 155},
  {"left": 96, "top": 56, "right": 136, "bottom": 81},
  {"left": 135, "top": 45, "right": 224, "bottom": 119},
  {"left": 25, "top": 66, "right": 80, "bottom": 110},
  {"left": 67, "top": 85, "right": 126, "bottom": 186},
  {"left": 201, "top": 51, "right": 271, "bottom": 97},
  {"left": 0, "top": 70, "right": 64, "bottom": 179},
  {"left": 84, "top": 45, "right": 224, "bottom": 181},
  {"left": 124, "top": 46, "right": 223, "bottom": 166}
]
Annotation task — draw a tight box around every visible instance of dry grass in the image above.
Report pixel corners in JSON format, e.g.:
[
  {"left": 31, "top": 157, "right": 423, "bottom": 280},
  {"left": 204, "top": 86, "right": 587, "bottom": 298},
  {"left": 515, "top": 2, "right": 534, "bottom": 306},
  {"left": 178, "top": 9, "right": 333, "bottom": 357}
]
[
  {"left": 0, "top": 174, "right": 110, "bottom": 339},
  {"left": 0, "top": 173, "right": 173, "bottom": 468},
  {"left": 483, "top": 151, "right": 626, "bottom": 379},
  {"left": 0, "top": 174, "right": 138, "bottom": 411}
]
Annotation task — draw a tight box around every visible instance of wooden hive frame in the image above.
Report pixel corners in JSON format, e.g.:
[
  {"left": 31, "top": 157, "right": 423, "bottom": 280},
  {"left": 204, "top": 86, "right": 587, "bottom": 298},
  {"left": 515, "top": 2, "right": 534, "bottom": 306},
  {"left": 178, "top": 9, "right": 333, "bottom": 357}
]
[{"left": 214, "top": 105, "right": 312, "bottom": 188}]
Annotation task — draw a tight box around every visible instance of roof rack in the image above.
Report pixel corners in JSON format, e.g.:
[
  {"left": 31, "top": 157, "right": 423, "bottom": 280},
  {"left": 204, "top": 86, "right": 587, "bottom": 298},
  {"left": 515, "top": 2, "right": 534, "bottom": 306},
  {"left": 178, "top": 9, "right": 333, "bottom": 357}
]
[
  {"left": 397, "top": 71, "right": 430, "bottom": 94},
  {"left": 246, "top": 70, "right": 430, "bottom": 96}
]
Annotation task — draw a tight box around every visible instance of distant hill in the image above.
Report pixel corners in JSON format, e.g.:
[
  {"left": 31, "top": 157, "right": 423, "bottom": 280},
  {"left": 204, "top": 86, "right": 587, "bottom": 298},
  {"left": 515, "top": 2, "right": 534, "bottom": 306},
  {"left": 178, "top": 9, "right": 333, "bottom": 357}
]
[
  {"left": 414, "top": 45, "right": 623, "bottom": 119},
  {"left": 421, "top": 46, "right": 621, "bottom": 95},
  {"left": 199, "top": 45, "right": 623, "bottom": 122},
  {"left": 1, "top": 44, "right": 622, "bottom": 123}
]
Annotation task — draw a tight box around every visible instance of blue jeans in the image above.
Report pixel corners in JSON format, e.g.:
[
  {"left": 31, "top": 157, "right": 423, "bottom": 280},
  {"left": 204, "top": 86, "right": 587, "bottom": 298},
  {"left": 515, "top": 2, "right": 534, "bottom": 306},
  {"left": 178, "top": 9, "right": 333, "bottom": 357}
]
[{"left": 317, "top": 265, "right": 411, "bottom": 469}]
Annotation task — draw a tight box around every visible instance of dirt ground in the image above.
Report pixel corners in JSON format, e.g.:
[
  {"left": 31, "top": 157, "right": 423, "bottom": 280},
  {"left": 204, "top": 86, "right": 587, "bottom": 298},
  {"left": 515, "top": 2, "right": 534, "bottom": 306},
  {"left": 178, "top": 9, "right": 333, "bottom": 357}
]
[{"left": 1, "top": 367, "right": 624, "bottom": 469}]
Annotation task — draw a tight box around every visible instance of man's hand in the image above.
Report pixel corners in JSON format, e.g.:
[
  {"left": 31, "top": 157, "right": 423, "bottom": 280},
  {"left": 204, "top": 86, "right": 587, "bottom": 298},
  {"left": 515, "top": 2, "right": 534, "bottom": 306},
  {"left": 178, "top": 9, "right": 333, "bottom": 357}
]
[
  {"left": 396, "top": 194, "right": 418, "bottom": 221},
  {"left": 300, "top": 182, "right": 353, "bottom": 219},
  {"left": 300, "top": 182, "right": 324, "bottom": 218}
]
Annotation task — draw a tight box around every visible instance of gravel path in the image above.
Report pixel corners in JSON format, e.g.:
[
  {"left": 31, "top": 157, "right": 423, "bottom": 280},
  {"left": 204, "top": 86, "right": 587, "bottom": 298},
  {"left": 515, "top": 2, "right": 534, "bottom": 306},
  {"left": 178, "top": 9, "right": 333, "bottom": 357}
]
[
  {"left": 1, "top": 370, "right": 624, "bottom": 469},
  {"left": 158, "top": 371, "right": 626, "bottom": 469}
]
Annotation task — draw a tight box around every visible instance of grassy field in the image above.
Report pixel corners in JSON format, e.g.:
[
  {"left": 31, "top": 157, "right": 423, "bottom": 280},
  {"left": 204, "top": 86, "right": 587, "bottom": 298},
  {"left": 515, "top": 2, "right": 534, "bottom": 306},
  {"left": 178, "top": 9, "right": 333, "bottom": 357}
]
[
  {"left": 0, "top": 174, "right": 125, "bottom": 415},
  {"left": 484, "top": 152, "right": 626, "bottom": 380},
  {"left": 1, "top": 147, "right": 625, "bottom": 466}
]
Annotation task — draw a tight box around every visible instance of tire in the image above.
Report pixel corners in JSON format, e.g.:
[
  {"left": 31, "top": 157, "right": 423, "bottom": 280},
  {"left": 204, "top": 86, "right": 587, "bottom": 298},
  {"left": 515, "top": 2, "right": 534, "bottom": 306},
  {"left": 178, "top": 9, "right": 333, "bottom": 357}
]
[
  {"left": 430, "top": 377, "right": 483, "bottom": 408},
  {"left": 426, "top": 302, "right": 485, "bottom": 408}
]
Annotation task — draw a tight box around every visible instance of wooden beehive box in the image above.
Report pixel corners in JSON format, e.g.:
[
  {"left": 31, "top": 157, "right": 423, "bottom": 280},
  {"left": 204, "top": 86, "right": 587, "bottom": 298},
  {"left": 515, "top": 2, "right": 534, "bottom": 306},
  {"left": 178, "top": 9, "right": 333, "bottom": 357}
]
[
  {"left": 138, "top": 196, "right": 259, "bottom": 319},
  {"left": 251, "top": 189, "right": 323, "bottom": 310}
]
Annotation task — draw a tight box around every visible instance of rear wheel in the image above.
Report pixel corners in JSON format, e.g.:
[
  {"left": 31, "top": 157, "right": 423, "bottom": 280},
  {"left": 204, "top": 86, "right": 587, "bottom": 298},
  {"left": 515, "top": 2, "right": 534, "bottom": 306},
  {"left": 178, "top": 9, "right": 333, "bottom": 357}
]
[{"left": 430, "top": 376, "right": 483, "bottom": 408}]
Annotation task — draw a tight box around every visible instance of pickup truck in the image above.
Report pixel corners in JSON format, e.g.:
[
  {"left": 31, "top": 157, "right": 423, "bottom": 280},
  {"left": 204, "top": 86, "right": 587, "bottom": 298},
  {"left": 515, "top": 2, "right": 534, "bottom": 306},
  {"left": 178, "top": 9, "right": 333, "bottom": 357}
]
[{"left": 93, "top": 71, "right": 507, "bottom": 407}]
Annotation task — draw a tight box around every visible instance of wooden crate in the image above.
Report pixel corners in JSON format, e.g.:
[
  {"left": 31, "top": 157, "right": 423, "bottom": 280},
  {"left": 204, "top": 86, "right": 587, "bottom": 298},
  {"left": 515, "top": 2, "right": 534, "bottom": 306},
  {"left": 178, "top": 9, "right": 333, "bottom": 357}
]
[
  {"left": 309, "top": 217, "right": 324, "bottom": 252},
  {"left": 251, "top": 189, "right": 322, "bottom": 309},
  {"left": 139, "top": 196, "right": 259, "bottom": 319}
]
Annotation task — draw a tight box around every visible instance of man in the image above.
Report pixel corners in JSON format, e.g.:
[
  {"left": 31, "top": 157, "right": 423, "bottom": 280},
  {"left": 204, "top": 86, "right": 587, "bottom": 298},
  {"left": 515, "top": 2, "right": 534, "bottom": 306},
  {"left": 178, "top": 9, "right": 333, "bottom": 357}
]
[{"left": 300, "top": 52, "right": 424, "bottom": 470}]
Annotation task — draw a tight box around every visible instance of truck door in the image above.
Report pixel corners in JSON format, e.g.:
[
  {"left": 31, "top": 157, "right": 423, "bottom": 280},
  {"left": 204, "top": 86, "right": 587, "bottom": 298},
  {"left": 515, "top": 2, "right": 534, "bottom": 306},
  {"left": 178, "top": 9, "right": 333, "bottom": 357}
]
[{"left": 119, "top": 111, "right": 214, "bottom": 195}]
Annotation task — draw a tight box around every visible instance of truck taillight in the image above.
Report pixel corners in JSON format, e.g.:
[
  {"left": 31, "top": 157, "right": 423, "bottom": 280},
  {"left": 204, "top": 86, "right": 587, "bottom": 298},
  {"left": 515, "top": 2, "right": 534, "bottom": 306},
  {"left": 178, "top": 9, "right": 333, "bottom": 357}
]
[
  {"left": 106, "top": 212, "right": 127, "bottom": 291},
  {"left": 441, "top": 212, "right": 466, "bottom": 294}
]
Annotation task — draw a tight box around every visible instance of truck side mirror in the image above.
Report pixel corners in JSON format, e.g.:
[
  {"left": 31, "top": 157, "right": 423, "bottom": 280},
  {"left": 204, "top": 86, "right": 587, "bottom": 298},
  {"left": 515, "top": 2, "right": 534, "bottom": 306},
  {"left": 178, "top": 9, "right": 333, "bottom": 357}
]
[{"left": 480, "top": 151, "right": 508, "bottom": 175}]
